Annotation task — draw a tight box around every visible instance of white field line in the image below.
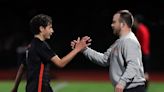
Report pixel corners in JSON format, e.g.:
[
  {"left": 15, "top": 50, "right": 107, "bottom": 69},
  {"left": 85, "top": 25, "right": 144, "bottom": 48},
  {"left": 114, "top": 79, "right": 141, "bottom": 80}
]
[{"left": 52, "top": 82, "right": 69, "bottom": 92}]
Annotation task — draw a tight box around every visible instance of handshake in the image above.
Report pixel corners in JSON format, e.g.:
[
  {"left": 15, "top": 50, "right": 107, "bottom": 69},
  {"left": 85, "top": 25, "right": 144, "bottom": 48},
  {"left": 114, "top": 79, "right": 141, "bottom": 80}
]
[{"left": 70, "top": 36, "right": 92, "bottom": 52}]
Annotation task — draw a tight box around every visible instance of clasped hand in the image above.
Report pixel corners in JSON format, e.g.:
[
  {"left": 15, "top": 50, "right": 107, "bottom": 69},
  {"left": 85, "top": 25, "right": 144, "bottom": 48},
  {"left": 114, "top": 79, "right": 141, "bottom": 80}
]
[{"left": 70, "top": 36, "right": 92, "bottom": 51}]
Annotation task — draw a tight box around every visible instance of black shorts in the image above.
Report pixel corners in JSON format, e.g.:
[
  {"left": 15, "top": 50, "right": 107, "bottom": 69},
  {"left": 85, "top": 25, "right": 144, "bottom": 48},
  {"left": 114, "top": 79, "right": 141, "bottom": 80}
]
[{"left": 26, "top": 82, "right": 53, "bottom": 92}]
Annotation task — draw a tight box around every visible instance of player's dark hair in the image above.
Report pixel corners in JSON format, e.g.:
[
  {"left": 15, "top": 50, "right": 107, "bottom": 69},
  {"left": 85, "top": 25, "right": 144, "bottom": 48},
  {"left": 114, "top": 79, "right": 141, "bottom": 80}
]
[{"left": 29, "top": 14, "right": 52, "bottom": 35}]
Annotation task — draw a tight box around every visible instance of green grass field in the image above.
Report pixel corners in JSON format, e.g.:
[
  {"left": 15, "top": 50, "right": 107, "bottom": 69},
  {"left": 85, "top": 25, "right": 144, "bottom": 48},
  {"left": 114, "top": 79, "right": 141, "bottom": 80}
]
[{"left": 0, "top": 80, "right": 164, "bottom": 92}]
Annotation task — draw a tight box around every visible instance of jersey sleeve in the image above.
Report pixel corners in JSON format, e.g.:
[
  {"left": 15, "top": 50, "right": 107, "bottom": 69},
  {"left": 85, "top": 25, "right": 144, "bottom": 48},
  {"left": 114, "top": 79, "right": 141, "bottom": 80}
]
[
  {"left": 36, "top": 42, "right": 56, "bottom": 63},
  {"left": 18, "top": 52, "right": 26, "bottom": 66}
]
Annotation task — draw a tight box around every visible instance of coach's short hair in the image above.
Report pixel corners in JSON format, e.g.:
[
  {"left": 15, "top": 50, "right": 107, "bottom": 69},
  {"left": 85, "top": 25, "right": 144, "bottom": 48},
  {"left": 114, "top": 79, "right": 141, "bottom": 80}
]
[{"left": 116, "top": 10, "right": 134, "bottom": 28}]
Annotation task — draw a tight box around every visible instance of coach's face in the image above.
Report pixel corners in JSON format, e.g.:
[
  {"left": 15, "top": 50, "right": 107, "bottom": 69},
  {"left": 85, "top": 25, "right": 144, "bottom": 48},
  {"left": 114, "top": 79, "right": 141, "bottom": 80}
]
[{"left": 111, "top": 13, "right": 122, "bottom": 36}]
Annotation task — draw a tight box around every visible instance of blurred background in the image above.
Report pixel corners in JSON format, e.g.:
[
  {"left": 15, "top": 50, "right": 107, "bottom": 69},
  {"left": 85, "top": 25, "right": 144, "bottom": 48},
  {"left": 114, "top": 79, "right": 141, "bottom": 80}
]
[
  {"left": 0, "top": 0, "right": 164, "bottom": 92},
  {"left": 0, "top": 0, "right": 164, "bottom": 71}
]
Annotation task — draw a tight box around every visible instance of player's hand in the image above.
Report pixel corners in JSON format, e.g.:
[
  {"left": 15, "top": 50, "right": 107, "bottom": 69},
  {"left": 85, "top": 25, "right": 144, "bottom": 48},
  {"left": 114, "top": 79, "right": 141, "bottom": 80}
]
[
  {"left": 115, "top": 83, "right": 124, "bottom": 92},
  {"left": 71, "top": 39, "right": 78, "bottom": 49},
  {"left": 70, "top": 36, "right": 92, "bottom": 52},
  {"left": 74, "top": 36, "right": 91, "bottom": 52}
]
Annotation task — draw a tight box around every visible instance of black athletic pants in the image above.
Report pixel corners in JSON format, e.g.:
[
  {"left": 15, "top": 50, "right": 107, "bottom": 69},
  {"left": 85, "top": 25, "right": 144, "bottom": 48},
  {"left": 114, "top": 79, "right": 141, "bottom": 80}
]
[{"left": 123, "top": 85, "right": 145, "bottom": 92}]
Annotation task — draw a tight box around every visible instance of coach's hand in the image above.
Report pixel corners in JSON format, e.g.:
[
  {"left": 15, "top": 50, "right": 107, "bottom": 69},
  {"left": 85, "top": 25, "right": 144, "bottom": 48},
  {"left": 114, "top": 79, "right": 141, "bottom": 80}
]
[{"left": 115, "top": 83, "right": 124, "bottom": 92}]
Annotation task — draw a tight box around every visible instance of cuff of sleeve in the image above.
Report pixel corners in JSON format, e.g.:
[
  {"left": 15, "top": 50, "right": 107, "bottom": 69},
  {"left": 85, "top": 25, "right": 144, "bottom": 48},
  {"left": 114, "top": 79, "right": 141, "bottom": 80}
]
[
  {"left": 118, "top": 79, "right": 127, "bottom": 88},
  {"left": 81, "top": 47, "right": 89, "bottom": 53}
]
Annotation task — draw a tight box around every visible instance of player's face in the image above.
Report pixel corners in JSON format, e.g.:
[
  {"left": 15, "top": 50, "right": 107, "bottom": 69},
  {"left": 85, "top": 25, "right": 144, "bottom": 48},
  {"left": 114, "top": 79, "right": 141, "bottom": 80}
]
[
  {"left": 111, "top": 13, "right": 122, "bottom": 36},
  {"left": 42, "top": 23, "right": 54, "bottom": 39}
]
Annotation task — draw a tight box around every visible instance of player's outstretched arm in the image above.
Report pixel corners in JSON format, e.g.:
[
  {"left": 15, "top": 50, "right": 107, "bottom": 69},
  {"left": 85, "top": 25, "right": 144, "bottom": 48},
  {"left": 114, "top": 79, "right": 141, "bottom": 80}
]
[
  {"left": 11, "top": 64, "right": 25, "bottom": 92},
  {"left": 51, "top": 36, "right": 91, "bottom": 68}
]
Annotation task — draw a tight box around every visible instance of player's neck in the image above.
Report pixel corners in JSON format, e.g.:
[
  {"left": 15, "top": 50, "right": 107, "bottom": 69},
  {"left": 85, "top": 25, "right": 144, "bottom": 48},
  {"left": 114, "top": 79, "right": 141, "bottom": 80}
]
[{"left": 34, "top": 34, "right": 45, "bottom": 41}]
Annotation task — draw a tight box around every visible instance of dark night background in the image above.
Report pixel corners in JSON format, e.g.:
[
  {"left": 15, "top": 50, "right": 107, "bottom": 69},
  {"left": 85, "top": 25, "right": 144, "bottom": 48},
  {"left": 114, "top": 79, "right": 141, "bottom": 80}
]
[{"left": 0, "top": 0, "right": 164, "bottom": 72}]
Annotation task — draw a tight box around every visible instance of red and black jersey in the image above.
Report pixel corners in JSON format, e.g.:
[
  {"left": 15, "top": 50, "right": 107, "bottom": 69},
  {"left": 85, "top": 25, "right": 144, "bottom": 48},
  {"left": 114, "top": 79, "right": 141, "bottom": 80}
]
[{"left": 25, "top": 38, "right": 56, "bottom": 92}]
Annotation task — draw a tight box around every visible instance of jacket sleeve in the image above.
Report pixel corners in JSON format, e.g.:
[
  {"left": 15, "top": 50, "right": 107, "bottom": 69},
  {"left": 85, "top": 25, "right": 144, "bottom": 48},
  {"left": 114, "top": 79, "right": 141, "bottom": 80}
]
[{"left": 82, "top": 47, "right": 111, "bottom": 67}]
